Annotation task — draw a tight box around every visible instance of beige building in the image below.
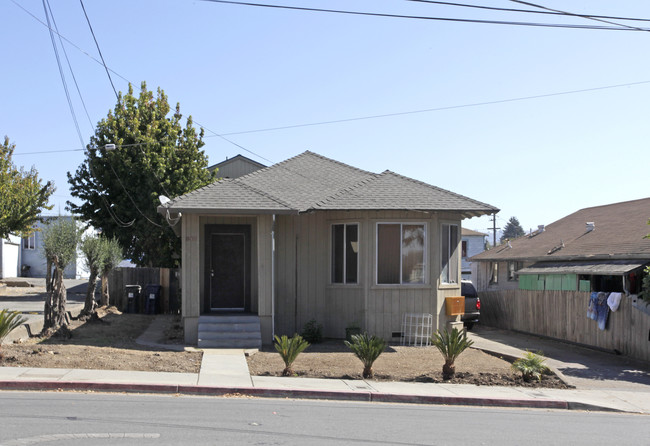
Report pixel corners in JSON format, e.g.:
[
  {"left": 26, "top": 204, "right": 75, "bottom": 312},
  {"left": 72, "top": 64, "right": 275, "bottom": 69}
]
[{"left": 159, "top": 151, "right": 498, "bottom": 347}]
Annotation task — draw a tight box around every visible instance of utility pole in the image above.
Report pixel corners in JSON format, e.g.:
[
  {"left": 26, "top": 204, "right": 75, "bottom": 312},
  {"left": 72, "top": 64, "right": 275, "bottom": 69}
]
[{"left": 488, "top": 213, "right": 500, "bottom": 247}]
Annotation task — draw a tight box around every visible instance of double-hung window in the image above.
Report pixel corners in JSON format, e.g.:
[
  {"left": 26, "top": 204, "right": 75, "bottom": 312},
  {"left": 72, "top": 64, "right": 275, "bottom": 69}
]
[
  {"left": 331, "top": 223, "right": 359, "bottom": 284},
  {"left": 440, "top": 223, "right": 459, "bottom": 284},
  {"left": 376, "top": 223, "right": 425, "bottom": 285},
  {"left": 22, "top": 234, "right": 35, "bottom": 250}
]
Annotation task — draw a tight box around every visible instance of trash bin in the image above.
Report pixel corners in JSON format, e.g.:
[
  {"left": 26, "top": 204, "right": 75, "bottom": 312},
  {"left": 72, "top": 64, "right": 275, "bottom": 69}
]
[
  {"left": 144, "top": 284, "right": 162, "bottom": 314},
  {"left": 125, "top": 285, "right": 141, "bottom": 313}
]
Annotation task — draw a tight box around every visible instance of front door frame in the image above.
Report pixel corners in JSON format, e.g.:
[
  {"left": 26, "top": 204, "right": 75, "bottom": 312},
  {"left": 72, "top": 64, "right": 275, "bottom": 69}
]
[{"left": 204, "top": 224, "right": 252, "bottom": 313}]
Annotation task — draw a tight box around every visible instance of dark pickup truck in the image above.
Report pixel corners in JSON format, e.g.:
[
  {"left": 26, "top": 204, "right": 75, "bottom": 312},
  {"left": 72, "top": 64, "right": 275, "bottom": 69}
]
[{"left": 461, "top": 280, "right": 480, "bottom": 330}]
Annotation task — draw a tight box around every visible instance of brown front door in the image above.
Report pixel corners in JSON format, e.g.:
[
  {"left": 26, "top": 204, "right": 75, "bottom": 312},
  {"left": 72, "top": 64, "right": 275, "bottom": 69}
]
[{"left": 205, "top": 225, "right": 251, "bottom": 311}]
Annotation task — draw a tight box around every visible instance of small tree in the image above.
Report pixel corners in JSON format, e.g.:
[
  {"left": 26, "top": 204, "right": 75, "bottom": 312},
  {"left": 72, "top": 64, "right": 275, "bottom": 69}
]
[
  {"left": 41, "top": 217, "right": 82, "bottom": 333},
  {"left": 500, "top": 216, "right": 525, "bottom": 243},
  {"left": 79, "top": 234, "right": 105, "bottom": 319},
  {"left": 512, "top": 351, "right": 549, "bottom": 382},
  {"left": 0, "top": 310, "right": 27, "bottom": 360},
  {"left": 344, "top": 332, "right": 386, "bottom": 379},
  {"left": 99, "top": 237, "right": 123, "bottom": 307},
  {"left": 431, "top": 327, "right": 474, "bottom": 380},
  {"left": 274, "top": 334, "right": 310, "bottom": 376}
]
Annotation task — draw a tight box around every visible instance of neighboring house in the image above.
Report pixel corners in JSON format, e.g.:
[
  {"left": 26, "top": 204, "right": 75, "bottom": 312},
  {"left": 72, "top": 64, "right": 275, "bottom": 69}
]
[
  {"left": 0, "top": 235, "right": 21, "bottom": 279},
  {"left": 20, "top": 216, "right": 93, "bottom": 280},
  {"left": 460, "top": 228, "right": 487, "bottom": 281},
  {"left": 470, "top": 198, "right": 650, "bottom": 362},
  {"left": 470, "top": 198, "right": 650, "bottom": 294},
  {"left": 208, "top": 154, "right": 265, "bottom": 179},
  {"left": 159, "top": 151, "right": 498, "bottom": 346}
]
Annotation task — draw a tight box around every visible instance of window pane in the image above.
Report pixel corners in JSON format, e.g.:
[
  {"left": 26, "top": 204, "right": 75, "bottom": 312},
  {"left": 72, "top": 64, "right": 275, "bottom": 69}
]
[
  {"left": 402, "top": 225, "right": 424, "bottom": 283},
  {"left": 331, "top": 224, "right": 344, "bottom": 283},
  {"left": 377, "top": 224, "right": 400, "bottom": 284},
  {"left": 345, "top": 224, "right": 358, "bottom": 284},
  {"left": 441, "top": 224, "right": 458, "bottom": 284},
  {"left": 449, "top": 225, "right": 458, "bottom": 282}
]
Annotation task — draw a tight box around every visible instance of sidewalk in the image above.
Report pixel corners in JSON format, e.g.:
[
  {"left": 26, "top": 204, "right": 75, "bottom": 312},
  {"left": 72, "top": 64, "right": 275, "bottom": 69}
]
[{"left": 1, "top": 320, "right": 649, "bottom": 414}]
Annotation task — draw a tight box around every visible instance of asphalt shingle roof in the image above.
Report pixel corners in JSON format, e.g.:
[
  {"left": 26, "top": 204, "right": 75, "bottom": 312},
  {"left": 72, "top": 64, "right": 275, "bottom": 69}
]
[
  {"left": 162, "top": 151, "right": 499, "bottom": 216},
  {"left": 471, "top": 197, "right": 650, "bottom": 261}
]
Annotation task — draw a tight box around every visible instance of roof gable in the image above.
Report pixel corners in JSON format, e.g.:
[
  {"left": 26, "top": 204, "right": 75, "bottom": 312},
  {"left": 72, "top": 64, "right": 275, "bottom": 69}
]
[{"left": 162, "top": 151, "right": 499, "bottom": 216}]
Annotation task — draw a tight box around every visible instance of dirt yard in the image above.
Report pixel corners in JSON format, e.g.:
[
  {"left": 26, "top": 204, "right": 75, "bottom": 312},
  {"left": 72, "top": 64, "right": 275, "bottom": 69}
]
[
  {"left": 0, "top": 307, "right": 202, "bottom": 373},
  {"left": 247, "top": 341, "right": 568, "bottom": 388}
]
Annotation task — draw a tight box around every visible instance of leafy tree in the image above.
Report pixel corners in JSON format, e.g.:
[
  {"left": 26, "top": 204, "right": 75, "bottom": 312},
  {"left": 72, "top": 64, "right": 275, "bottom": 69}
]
[
  {"left": 99, "top": 237, "right": 123, "bottom": 306},
  {"left": 500, "top": 216, "right": 525, "bottom": 243},
  {"left": 41, "top": 217, "right": 83, "bottom": 333},
  {"left": 67, "top": 82, "right": 214, "bottom": 267},
  {"left": 0, "top": 137, "right": 54, "bottom": 238}
]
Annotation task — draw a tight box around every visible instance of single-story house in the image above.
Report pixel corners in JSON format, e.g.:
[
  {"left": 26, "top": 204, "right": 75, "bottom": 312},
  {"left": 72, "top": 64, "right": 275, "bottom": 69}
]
[
  {"left": 159, "top": 151, "right": 498, "bottom": 347},
  {"left": 470, "top": 198, "right": 650, "bottom": 362},
  {"left": 470, "top": 198, "right": 650, "bottom": 295},
  {"left": 461, "top": 228, "right": 487, "bottom": 282}
]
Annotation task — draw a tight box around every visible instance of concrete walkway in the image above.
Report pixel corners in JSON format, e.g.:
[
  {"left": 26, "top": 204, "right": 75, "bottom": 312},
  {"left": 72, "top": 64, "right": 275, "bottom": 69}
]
[{"left": 2, "top": 318, "right": 650, "bottom": 414}]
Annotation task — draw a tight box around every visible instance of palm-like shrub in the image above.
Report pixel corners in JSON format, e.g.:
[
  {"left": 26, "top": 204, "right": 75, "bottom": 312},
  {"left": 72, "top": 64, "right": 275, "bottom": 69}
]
[
  {"left": 274, "top": 334, "right": 310, "bottom": 376},
  {"left": 344, "top": 333, "right": 387, "bottom": 379},
  {"left": 512, "top": 351, "right": 549, "bottom": 382},
  {"left": 431, "top": 327, "right": 474, "bottom": 380},
  {"left": 0, "top": 310, "right": 27, "bottom": 359}
]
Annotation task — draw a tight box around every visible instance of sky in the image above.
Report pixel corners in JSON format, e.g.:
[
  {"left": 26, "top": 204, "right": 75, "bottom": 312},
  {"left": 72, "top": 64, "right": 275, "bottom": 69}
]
[{"left": 2, "top": 0, "right": 649, "bottom": 241}]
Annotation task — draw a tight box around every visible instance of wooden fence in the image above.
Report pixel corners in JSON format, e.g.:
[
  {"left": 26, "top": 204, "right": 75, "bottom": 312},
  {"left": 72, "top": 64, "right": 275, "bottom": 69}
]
[
  {"left": 480, "top": 290, "right": 650, "bottom": 363},
  {"left": 107, "top": 267, "right": 180, "bottom": 314}
]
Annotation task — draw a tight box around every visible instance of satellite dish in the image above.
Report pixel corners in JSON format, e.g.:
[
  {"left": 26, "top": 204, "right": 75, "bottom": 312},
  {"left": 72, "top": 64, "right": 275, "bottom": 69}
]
[{"left": 159, "top": 195, "right": 171, "bottom": 205}]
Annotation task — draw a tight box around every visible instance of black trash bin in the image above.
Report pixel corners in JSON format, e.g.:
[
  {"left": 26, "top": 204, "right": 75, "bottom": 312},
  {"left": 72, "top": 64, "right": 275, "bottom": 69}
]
[
  {"left": 144, "top": 284, "right": 162, "bottom": 314},
  {"left": 125, "top": 285, "right": 141, "bottom": 313}
]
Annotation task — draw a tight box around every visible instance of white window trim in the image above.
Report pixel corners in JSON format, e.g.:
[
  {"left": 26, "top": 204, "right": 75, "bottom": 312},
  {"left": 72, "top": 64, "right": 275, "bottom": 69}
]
[
  {"left": 375, "top": 222, "right": 427, "bottom": 286},
  {"left": 22, "top": 234, "right": 36, "bottom": 250},
  {"left": 440, "top": 222, "right": 460, "bottom": 285},
  {"left": 330, "top": 222, "right": 360, "bottom": 285}
]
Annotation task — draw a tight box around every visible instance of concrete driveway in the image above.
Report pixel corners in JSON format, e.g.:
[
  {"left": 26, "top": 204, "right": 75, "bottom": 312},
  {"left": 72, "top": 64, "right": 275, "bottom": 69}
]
[{"left": 469, "top": 325, "right": 650, "bottom": 391}]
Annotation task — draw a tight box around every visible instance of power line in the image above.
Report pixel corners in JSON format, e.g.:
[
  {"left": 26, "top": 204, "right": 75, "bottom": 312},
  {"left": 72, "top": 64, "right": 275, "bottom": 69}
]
[
  {"left": 408, "top": 0, "right": 650, "bottom": 23},
  {"left": 510, "top": 0, "right": 649, "bottom": 32},
  {"left": 207, "top": 79, "right": 650, "bottom": 137},
  {"left": 46, "top": 0, "right": 94, "bottom": 130},
  {"left": 9, "top": 0, "right": 131, "bottom": 85},
  {"left": 199, "top": 0, "right": 650, "bottom": 31},
  {"left": 79, "top": 0, "right": 120, "bottom": 101}
]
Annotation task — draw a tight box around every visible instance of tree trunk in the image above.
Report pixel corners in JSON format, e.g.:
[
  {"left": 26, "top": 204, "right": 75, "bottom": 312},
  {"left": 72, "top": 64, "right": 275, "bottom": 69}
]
[
  {"left": 362, "top": 366, "right": 373, "bottom": 379},
  {"left": 43, "top": 258, "right": 67, "bottom": 333},
  {"left": 79, "top": 270, "right": 99, "bottom": 319},
  {"left": 100, "top": 273, "right": 110, "bottom": 306},
  {"left": 442, "top": 360, "right": 455, "bottom": 380}
]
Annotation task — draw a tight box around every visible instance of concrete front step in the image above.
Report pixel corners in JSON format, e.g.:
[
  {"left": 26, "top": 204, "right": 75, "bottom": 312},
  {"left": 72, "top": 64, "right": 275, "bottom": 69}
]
[{"left": 197, "top": 314, "right": 262, "bottom": 349}]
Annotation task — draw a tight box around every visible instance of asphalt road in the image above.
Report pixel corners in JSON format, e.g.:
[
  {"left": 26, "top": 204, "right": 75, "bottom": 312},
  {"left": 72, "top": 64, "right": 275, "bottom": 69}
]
[{"left": 0, "top": 392, "right": 647, "bottom": 445}]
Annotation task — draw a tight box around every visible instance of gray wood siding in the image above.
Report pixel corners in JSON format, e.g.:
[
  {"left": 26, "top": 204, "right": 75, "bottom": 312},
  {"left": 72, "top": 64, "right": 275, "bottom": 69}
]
[{"left": 273, "top": 210, "right": 465, "bottom": 340}]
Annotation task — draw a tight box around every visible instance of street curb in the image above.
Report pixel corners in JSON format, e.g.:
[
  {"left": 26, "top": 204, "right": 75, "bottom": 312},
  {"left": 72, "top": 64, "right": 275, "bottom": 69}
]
[{"left": 0, "top": 380, "right": 578, "bottom": 410}]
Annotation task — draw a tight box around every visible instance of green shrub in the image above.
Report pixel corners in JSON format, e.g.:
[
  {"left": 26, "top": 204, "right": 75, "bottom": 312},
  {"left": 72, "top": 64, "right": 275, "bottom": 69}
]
[
  {"left": 344, "top": 332, "right": 386, "bottom": 379},
  {"left": 512, "top": 351, "right": 549, "bottom": 382},
  {"left": 0, "top": 309, "right": 27, "bottom": 359},
  {"left": 274, "top": 334, "right": 310, "bottom": 376},
  {"left": 431, "top": 327, "right": 474, "bottom": 380},
  {"left": 301, "top": 319, "right": 323, "bottom": 343}
]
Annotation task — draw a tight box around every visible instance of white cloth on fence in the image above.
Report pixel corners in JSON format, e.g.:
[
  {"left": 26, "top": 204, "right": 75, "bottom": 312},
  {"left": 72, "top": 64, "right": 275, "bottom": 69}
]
[{"left": 607, "top": 292, "right": 623, "bottom": 312}]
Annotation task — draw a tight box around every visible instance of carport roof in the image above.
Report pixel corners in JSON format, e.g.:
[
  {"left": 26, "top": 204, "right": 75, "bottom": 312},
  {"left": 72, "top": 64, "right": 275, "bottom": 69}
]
[{"left": 518, "top": 260, "right": 648, "bottom": 276}]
